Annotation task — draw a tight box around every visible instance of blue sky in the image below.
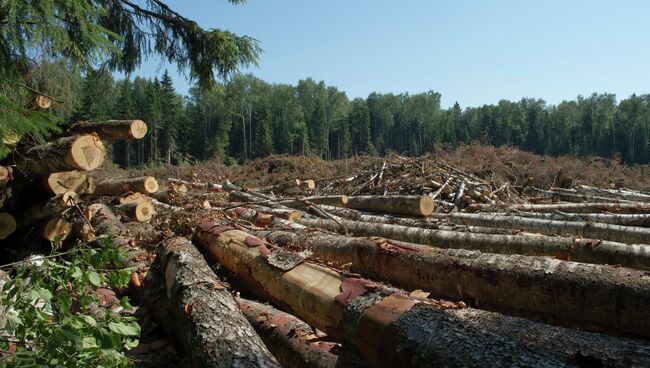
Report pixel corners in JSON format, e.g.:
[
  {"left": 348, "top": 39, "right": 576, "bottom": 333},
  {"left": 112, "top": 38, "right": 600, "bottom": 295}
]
[{"left": 133, "top": 0, "right": 650, "bottom": 108}]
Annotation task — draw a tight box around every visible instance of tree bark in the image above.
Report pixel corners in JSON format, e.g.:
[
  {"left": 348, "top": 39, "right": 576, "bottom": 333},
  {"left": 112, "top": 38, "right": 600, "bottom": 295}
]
[
  {"left": 511, "top": 211, "right": 650, "bottom": 227},
  {"left": 149, "top": 237, "right": 280, "bottom": 368},
  {"left": 295, "top": 218, "right": 650, "bottom": 270},
  {"left": 259, "top": 230, "right": 650, "bottom": 338},
  {"left": 0, "top": 212, "right": 16, "bottom": 240},
  {"left": 91, "top": 176, "right": 159, "bottom": 196},
  {"left": 68, "top": 120, "right": 148, "bottom": 140},
  {"left": 237, "top": 297, "right": 369, "bottom": 368},
  {"left": 44, "top": 170, "right": 95, "bottom": 195},
  {"left": 278, "top": 195, "right": 349, "bottom": 208},
  {"left": 447, "top": 212, "right": 650, "bottom": 244},
  {"left": 13, "top": 135, "right": 106, "bottom": 176},
  {"left": 347, "top": 195, "right": 434, "bottom": 217},
  {"left": 193, "top": 221, "right": 640, "bottom": 367},
  {"left": 469, "top": 202, "right": 650, "bottom": 214}
]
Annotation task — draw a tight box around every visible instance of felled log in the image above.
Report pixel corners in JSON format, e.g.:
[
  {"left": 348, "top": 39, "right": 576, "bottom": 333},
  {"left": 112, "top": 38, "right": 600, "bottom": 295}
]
[
  {"left": 32, "top": 94, "right": 52, "bottom": 110},
  {"left": 0, "top": 213, "right": 17, "bottom": 240},
  {"left": 67, "top": 119, "right": 148, "bottom": 140},
  {"left": 319, "top": 205, "right": 441, "bottom": 229},
  {"left": 512, "top": 211, "right": 650, "bottom": 227},
  {"left": 42, "top": 217, "right": 72, "bottom": 242},
  {"left": 151, "top": 183, "right": 187, "bottom": 202},
  {"left": 115, "top": 200, "right": 155, "bottom": 222},
  {"left": 259, "top": 179, "right": 302, "bottom": 194},
  {"left": 347, "top": 195, "right": 434, "bottom": 217},
  {"left": 447, "top": 213, "right": 650, "bottom": 244},
  {"left": 259, "top": 230, "right": 650, "bottom": 338},
  {"left": 237, "top": 297, "right": 369, "bottom": 368},
  {"left": 575, "top": 185, "right": 650, "bottom": 203},
  {"left": 245, "top": 205, "right": 303, "bottom": 221},
  {"left": 470, "top": 202, "right": 650, "bottom": 214},
  {"left": 44, "top": 170, "right": 95, "bottom": 195},
  {"left": 117, "top": 192, "right": 145, "bottom": 205},
  {"left": 13, "top": 134, "right": 106, "bottom": 176},
  {"left": 278, "top": 195, "right": 349, "bottom": 208},
  {"left": 528, "top": 187, "right": 634, "bottom": 204},
  {"left": 193, "top": 220, "right": 636, "bottom": 367},
  {"left": 295, "top": 218, "right": 650, "bottom": 270},
  {"left": 152, "top": 237, "right": 280, "bottom": 367},
  {"left": 0, "top": 166, "right": 11, "bottom": 185},
  {"left": 300, "top": 179, "right": 316, "bottom": 192},
  {"left": 168, "top": 178, "right": 222, "bottom": 191},
  {"left": 223, "top": 180, "right": 274, "bottom": 200},
  {"left": 91, "top": 176, "right": 159, "bottom": 196}
]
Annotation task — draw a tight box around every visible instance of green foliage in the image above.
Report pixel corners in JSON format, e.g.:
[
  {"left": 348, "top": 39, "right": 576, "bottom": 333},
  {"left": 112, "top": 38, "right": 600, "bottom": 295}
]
[{"left": 0, "top": 237, "right": 139, "bottom": 367}]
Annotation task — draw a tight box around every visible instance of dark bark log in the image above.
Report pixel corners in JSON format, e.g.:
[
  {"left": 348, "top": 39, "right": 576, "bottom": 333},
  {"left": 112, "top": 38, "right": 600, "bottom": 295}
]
[
  {"left": 91, "top": 176, "right": 159, "bottom": 196},
  {"left": 259, "top": 230, "right": 650, "bottom": 338},
  {"left": 68, "top": 120, "right": 148, "bottom": 140},
  {"left": 237, "top": 297, "right": 369, "bottom": 368},
  {"left": 193, "top": 220, "right": 585, "bottom": 368},
  {"left": 150, "top": 237, "right": 280, "bottom": 367},
  {"left": 295, "top": 218, "right": 650, "bottom": 270},
  {"left": 13, "top": 135, "right": 106, "bottom": 176}
]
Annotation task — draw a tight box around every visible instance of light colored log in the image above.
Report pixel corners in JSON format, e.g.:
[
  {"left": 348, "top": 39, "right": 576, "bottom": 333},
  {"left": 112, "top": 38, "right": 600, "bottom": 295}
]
[
  {"left": 0, "top": 213, "right": 17, "bottom": 240},
  {"left": 447, "top": 213, "right": 650, "bottom": 244},
  {"left": 44, "top": 170, "right": 94, "bottom": 195},
  {"left": 260, "top": 230, "right": 650, "bottom": 338},
  {"left": 0, "top": 166, "right": 10, "bottom": 184},
  {"left": 168, "top": 178, "right": 222, "bottom": 191},
  {"left": 68, "top": 119, "right": 148, "bottom": 140},
  {"left": 279, "top": 195, "right": 349, "bottom": 208},
  {"left": 528, "top": 187, "right": 635, "bottom": 204},
  {"left": 469, "top": 202, "right": 650, "bottom": 214},
  {"left": 295, "top": 218, "right": 650, "bottom": 270},
  {"left": 347, "top": 195, "right": 434, "bottom": 217},
  {"left": 13, "top": 134, "right": 106, "bottom": 176},
  {"left": 575, "top": 185, "right": 650, "bottom": 203},
  {"left": 115, "top": 200, "right": 155, "bottom": 222},
  {"left": 42, "top": 217, "right": 72, "bottom": 242},
  {"left": 92, "top": 176, "right": 159, "bottom": 196},
  {"left": 245, "top": 205, "right": 303, "bottom": 221},
  {"left": 32, "top": 94, "right": 52, "bottom": 110},
  {"left": 153, "top": 237, "right": 281, "bottom": 367},
  {"left": 510, "top": 211, "right": 650, "bottom": 227},
  {"left": 117, "top": 192, "right": 145, "bottom": 205}
]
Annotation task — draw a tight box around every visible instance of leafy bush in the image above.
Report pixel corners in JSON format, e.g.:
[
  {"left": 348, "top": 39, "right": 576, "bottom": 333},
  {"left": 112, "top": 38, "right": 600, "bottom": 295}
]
[{"left": 0, "top": 237, "right": 139, "bottom": 367}]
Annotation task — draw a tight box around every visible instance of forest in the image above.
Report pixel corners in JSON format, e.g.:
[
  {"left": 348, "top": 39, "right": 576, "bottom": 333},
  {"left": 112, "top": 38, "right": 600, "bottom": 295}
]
[{"left": 50, "top": 66, "right": 649, "bottom": 167}]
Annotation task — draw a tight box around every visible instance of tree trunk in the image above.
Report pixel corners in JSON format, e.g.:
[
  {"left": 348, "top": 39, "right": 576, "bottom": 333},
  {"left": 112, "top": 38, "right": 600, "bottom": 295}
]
[
  {"left": 68, "top": 120, "right": 148, "bottom": 141},
  {"left": 244, "top": 205, "right": 303, "bottom": 221},
  {"left": 44, "top": 170, "right": 95, "bottom": 195},
  {"left": 526, "top": 187, "right": 635, "bottom": 204},
  {"left": 278, "top": 195, "right": 349, "bottom": 208},
  {"left": 0, "top": 212, "right": 16, "bottom": 240},
  {"left": 347, "top": 195, "right": 434, "bottom": 217},
  {"left": 469, "top": 202, "right": 650, "bottom": 214},
  {"left": 295, "top": 218, "right": 650, "bottom": 270},
  {"left": 447, "top": 212, "right": 650, "bottom": 244},
  {"left": 510, "top": 211, "right": 650, "bottom": 227},
  {"left": 575, "top": 185, "right": 650, "bottom": 203},
  {"left": 148, "top": 237, "right": 281, "bottom": 368},
  {"left": 13, "top": 134, "right": 106, "bottom": 176},
  {"left": 168, "top": 178, "right": 222, "bottom": 191},
  {"left": 117, "top": 191, "right": 145, "bottom": 205},
  {"left": 91, "top": 176, "right": 159, "bottom": 196},
  {"left": 259, "top": 230, "right": 650, "bottom": 338},
  {"left": 258, "top": 179, "right": 303, "bottom": 195},
  {"left": 193, "top": 221, "right": 640, "bottom": 367},
  {"left": 237, "top": 297, "right": 369, "bottom": 368}
]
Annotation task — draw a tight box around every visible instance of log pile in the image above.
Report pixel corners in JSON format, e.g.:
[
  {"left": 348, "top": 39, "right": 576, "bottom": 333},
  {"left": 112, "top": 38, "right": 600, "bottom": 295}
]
[{"left": 4, "top": 146, "right": 650, "bottom": 367}]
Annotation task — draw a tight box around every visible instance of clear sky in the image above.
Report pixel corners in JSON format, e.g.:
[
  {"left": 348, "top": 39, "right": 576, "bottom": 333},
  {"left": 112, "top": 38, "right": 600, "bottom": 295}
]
[{"left": 133, "top": 0, "right": 650, "bottom": 108}]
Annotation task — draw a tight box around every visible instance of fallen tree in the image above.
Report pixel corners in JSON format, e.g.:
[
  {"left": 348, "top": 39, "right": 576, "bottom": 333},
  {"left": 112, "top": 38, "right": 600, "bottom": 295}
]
[
  {"left": 508, "top": 211, "right": 650, "bottom": 227},
  {"left": 346, "top": 195, "right": 434, "bottom": 217},
  {"left": 258, "top": 229, "right": 650, "bottom": 338},
  {"left": 469, "top": 202, "right": 650, "bottom": 214},
  {"left": 150, "top": 237, "right": 281, "bottom": 367},
  {"left": 446, "top": 212, "right": 650, "bottom": 244},
  {"left": 91, "top": 176, "right": 159, "bottom": 196},
  {"left": 193, "top": 219, "right": 623, "bottom": 367},
  {"left": 295, "top": 217, "right": 650, "bottom": 270}
]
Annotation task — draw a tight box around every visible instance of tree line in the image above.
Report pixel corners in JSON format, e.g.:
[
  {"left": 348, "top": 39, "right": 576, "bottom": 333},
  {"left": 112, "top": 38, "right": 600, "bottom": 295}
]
[{"left": 71, "top": 70, "right": 650, "bottom": 166}]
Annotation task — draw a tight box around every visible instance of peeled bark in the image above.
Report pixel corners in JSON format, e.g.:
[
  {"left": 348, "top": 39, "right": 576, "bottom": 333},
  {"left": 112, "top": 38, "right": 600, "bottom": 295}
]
[
  {"left": 13, "top": 134, "right": 106, "bottom": 176},
  {"left": 237, "top": 297, "right": 369, "bottom": 368},
  {"left": 470, "top": 202, "right": 650, "bottom": 214},
  {"left": 260, "top": 230, "right": 650, "bottom": 338},
  {"left": 347, "top": 195, "right": 434, "bottom": 217},
  {"left": 193, "top": 221, "right": 640, "bottom": 367},
  {"left": 152, "top": 237, "right": 280, "bottom": 367},
  {"left": 0, "top": 213, "right": 16, "bottom": 240},
  {"left": 92, "top": 176, "right": 159, "bottom": 196},
  {"left": 44, "top": 170, "right": 95, "bottom": 195},
  {"left": 295, "top": 218, "right": 650, "bottom": 270},
  {"left": 68, "top": 120, "right": 148, "bottom": 140},
  {"left": 447, "top": 212, "right": 650, "bottom": 244}
]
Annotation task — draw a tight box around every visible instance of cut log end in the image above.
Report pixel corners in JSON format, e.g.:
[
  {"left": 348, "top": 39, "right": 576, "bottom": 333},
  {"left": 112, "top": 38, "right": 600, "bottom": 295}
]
[
  {"left": 32, "top": 95, "right": 52, "bottom": 110},
  {"left": 64, "top": 135, "right": 106, "bottom": 171},
  {"left": 143, "top": 176, "right": 159, "bottom": 194},
  {"left": 0, "top": 213, "right": 17, "bottom": 240},
  {"left": 420, "top": 196, "right": 435, "bottom": 216},
  {"left": 340, "top": 195, "right": 349, "bottom": 205},
  {"left": 129, "top": 119, "right": 148, "bottom": 139},
  {"left": 42, "top": 217, "right": 72, "bottom": 242},
  {"left": 60, "top": 191, "right": 78, "bottom": 207},
  {"left": 0, "top": 166, "right": 9, "bottom": 183},
  {"left": 45, "top": 171, "right": 88, "bottom": 195},
  {"left": 118, "top": 192, "right": 144, "bottom": 205},
  {"left": 301, "top": 179, "right": 316, "bottom": 191},
  {"left": 134, "top": 201, "right": 155, "bottom": 222}
]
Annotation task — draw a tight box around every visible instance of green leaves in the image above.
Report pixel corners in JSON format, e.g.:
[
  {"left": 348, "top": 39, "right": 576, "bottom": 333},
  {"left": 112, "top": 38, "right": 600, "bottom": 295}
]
[{"left": 0, "top": 241, "right": 138, "bottom": 367}]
